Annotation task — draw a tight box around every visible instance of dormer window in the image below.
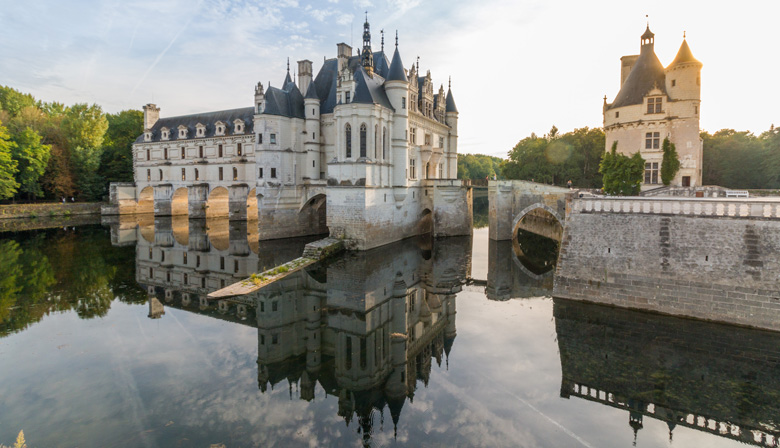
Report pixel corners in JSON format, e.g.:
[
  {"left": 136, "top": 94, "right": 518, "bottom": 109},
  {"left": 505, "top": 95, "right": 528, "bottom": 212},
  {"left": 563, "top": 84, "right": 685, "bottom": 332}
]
[
  {"left": 234, "top": 119, "right": 245, "bottom": 134},
  {"left": 646, "top": 97, "right": 663, "bottom": 114},
  {"left": 178, "top": 125, "right": 188, "bottom": 139},
  {"left": 215, "top": 121, "right": 226, "bottom": 136},
  {"left": 196, "top": 123, "right": 206, "bottom": 137},
  {"left": 161, "top": 127, "right": 170, "bottom": 140},
  {"left": 144, "top": 131, "right": 152, "bottom": 142}
]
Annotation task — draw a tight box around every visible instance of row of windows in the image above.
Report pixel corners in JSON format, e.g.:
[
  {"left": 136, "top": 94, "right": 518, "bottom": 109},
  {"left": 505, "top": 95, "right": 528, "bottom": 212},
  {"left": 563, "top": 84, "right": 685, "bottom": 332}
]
[
  {"left": 143, "top": 143, "right": 243, "bottom": 161},
  {"left": 409, "top": 128, "right": 445, "bottom": 148},
  {"left": 145, "top": 166, "right": 242, "bottom": 182},
  {"left": 150, "top": 250, "right": 241, "bottom": 274},
  {"left": 148, "top": 268, "right": 227, "bottom": 289},
  {"left": 344, "top": 123, "right": 388, "bottom": 159},
  {"left": 257, "top": 133, "right": 277, "bottom": 145}
]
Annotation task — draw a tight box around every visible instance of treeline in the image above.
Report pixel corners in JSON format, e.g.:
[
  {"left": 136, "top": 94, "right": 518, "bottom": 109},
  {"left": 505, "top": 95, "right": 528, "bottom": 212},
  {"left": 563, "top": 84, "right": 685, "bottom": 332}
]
[
  {"left": 0, "top": 85, "right": 141, "bottom": 202},
  {"left": 457, "top": 153, "right": 503, "bottom": 180},
  {"left": 702, "top": 128, "right": 780, "bottom": 189},
  {"left": 500, "top": 126, "right": 605, "bottom": 188}
]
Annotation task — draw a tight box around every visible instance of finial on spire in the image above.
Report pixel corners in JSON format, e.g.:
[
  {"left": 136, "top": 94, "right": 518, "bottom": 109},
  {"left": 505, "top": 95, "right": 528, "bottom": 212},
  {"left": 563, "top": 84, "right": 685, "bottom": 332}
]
[
  {"left": 381, "top": 29, "right": 384, "bottom": 51},
  {"left": 448, "top": 76, "right": 451, "bottom": 90},
  {"left": 416, "top": 56, "right": 419, "bottom": 73},
  {"left": 365, "top": 10, "right": 368, "bottom": 22},
  {"left": 683, "top": 30, "right": 686, "bottom": 39},
  {"left": 395, "top": 30, "right": 398, "bottom": 48},
  {"left": 287, "top": 58, "right": 290, "bottom": 73}
]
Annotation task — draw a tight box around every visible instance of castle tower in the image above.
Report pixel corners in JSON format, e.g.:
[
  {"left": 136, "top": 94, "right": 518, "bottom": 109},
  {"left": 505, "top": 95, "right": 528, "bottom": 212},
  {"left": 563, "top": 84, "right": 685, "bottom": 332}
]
[
  {"left": 445, "top": 79, "right": 459, "bottom": 179},
  {"left": 304, "top": 81, "right": 321, "bottom": 179},
  {"left": 603, "top": 26, "right": 703, "bottom": 189},
  {"left": 385, "top": 33, "right": 410, "bottom": 189}
]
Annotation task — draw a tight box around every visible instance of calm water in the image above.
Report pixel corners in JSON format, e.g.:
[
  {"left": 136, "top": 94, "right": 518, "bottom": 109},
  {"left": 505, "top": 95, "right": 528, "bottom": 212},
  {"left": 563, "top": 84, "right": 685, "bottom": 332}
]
[{"left": 0, "top": 218, "right": 778, "bottom": 447}]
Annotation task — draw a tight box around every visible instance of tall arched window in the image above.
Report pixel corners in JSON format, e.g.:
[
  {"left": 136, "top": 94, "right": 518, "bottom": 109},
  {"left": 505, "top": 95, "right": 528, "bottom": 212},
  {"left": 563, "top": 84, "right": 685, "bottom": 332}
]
[
  {"left": 382, "top": 127, "right": 387, "bottom": 160},
  {"left": 345, "top": 123, "right": 352, "bottom": 158},
  {"left": 359, "top": 123, "right": 367, "bottom": 158},
  {"left": 374, "top": 125, "right": 379, "bottom": 159}
]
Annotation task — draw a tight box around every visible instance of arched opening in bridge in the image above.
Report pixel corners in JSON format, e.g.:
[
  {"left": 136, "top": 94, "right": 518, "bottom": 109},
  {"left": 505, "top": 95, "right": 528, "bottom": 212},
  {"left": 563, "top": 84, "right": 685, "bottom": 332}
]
[
  {"left": 207, "top": 219, "right": 230, "bottom": 251},
  {"left": 512, "top": 207, "right": 563, "bottom": 275},
  {"left": 419, "top": 208, "right": 434, "bottom": 235},
  {"left": 300, "top": 193, "right": 328, "bottom": 236},
  {"left": 247, "top": 188, "right": 258, "bottom": 221},
  {"left": 171, "top": 187, "right": 189, "bottom": 216},
  {"left": 137, "top": 186, "right": 154, "bottom": 215},
  {"left": 206, "top": 187, "right": 230, "bottom": 219}
]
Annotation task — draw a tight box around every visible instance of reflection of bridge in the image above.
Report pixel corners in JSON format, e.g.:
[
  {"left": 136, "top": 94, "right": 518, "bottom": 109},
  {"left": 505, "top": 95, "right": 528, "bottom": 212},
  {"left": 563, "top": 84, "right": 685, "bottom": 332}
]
[
  {"left": 555, "top": 298, "right": 780, "bottom": 447},
  {"left": 112, "top": 218, "right": 472, "bottom": 442}
]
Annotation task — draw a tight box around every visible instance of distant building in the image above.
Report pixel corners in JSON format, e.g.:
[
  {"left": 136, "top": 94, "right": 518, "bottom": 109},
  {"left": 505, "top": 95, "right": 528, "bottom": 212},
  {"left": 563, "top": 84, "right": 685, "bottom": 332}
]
[
  {"left": 121, "top": 16, "right": 470, "bottom": 250},
  {"left": 603, "top": 26, "right": 703, "bottom": 189}
]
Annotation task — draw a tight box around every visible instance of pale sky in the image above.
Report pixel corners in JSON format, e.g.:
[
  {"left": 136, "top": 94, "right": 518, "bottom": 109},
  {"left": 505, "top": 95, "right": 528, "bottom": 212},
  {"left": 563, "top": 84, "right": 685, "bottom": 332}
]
[{"left": 1, "top": 0, "right": 777, "bottom": 158}]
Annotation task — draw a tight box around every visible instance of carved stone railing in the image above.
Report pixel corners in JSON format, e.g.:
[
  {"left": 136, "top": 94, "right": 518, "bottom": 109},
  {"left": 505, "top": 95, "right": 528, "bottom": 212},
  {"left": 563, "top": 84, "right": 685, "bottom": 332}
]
[{"left": 572, "top": 197, "right": 780, "bottom": 220}]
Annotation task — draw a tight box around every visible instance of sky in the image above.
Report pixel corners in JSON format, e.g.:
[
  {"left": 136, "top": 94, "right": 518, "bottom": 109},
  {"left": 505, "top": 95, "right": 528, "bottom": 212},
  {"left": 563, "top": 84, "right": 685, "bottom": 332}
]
[{"left": 0, "top": 0, "right": 778, "bottom": 158}]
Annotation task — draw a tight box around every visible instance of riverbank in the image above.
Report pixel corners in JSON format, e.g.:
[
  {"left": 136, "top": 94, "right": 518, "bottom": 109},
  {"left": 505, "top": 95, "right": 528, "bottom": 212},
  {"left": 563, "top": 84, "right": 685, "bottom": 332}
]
[{"left": 0, "top": 202, "right": 102, "bottom": 220}]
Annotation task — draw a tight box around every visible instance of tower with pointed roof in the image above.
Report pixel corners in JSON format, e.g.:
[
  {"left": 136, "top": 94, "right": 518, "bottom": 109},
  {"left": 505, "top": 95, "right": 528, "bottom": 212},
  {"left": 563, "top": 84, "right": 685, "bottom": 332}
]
[{"left": 604, "top": 26, "right": 703, "bottom": 189}]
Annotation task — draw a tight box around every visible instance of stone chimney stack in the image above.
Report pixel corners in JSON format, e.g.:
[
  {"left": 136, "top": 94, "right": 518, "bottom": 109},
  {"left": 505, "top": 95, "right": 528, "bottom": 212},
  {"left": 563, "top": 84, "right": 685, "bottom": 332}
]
[
  {"left": 298, "top": 60, "right": 313, "bottom": 95},
  {"left": 143, "top": 104, "right": 160, "bottom": 131},
  {"left": 337, "top": 43, "right": 352, "bottom": 72}
]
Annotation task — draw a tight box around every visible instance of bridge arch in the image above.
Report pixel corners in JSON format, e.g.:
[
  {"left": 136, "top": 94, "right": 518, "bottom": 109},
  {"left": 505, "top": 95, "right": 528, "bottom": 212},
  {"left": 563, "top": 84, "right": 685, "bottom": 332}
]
[
  {"left": 511, "top": 203, "right": 563, "bottom": 278},
  {"left": 206, "top": 186, "right": 230, "bottom": 219},
  {"left": 137, "top": 186, "right": 154, "bottom": 215},
  {"left": 171, "top": 187, "right": 189, "bottom": 216},
  {"left": 511, "top": 202, "right": 563, "bottom": 236},
  {"left": 300, "top": 193, "right": 328, "bottom": 235}
]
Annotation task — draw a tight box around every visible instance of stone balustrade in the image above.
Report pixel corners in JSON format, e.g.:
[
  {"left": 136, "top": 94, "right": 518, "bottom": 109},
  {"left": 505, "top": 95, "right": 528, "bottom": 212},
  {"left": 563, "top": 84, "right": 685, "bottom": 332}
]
[{"left": 573, "top": 197, "right": 780, "bottom": 220}]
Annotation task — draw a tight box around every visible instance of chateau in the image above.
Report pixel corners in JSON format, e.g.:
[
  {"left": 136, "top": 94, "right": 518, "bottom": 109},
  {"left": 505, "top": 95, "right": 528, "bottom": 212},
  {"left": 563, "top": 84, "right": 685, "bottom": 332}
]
[
  {"left": 111, "top": 17, "right": 472, "bottom": 250},
  {"left": 603, "top": 26, "right": 703, "bottom": 189}
]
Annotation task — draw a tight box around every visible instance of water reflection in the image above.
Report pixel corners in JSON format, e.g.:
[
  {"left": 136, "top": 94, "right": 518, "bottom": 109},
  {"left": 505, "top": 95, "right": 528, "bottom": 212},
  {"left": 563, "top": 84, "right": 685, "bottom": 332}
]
[
  {"left": 131, "top": 217, "right": 471, "bottom": 443},
  {"left": 0, "top": 226, "right": 145, "bottom": 337},
  {"left": 554, "top": 298, "right": 780, "bottom": 447}
]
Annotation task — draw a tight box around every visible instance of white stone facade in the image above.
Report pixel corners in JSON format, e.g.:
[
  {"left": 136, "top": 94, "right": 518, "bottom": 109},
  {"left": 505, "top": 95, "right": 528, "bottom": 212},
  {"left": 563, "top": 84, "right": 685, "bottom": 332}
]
[
  {"left": 604, "top": 27, "right": 703, "bottom": 189},
  {"left": 122, "top": 18, "right": 471, "bottom": 250}
]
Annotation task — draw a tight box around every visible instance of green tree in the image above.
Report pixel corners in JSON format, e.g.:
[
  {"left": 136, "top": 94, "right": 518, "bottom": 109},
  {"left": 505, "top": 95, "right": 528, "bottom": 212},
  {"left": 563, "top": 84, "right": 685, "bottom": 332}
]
[
  {"left": 599, "top": 141, "right": 644, "bottom": 195},
  {"left": 0, "top": 85, "right": 37, "bottom": 117},
  {"left": 62, "top": 103, "right": 108, "bottom": 199},
  {"left": 660, "top": 137, "right": 680, "bottom": 186},
  {"left": 99, "top": 109, "right": 143, "bottom": 186},
  {"left": 12, "top": 127, "right": 51, "bottom": 198},
  {"left": 0, "top": 121, "right": 20, "bottom": 199},
  {"left": 457, "top": 153, "right": 503, "bottom": 180}
]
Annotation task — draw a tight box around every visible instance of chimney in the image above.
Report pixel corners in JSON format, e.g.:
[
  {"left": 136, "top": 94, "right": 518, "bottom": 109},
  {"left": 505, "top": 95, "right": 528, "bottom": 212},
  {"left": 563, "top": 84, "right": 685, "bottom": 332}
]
[
  {"left": 620, "top": 55, "right": 639, "bottom": 87},
  {"left": 337, "top": 43, "right": 352, "bottom": 72},
  {"left": 298, "top": 60, "right": 313, "bottom": 94},
  {"left": 143, "top": 104, "right": 160, "bottom": 131}
]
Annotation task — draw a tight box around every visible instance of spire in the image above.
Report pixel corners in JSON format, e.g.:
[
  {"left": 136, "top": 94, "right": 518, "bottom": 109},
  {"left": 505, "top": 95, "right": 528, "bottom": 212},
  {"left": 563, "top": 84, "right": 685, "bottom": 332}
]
[
  {"left": 669, "top": 36, "right": 701, "bottom": 67},
  {"left": 283, "top": 58, "right": 292, "bottom": 86},
  {"left": 387, "top": 41, "right": 408, "bottom": 82},
  {"left": 361, "top": 11, "right": 374, "bottom": 75},
  {"left": 381, "top": 29, "right": 384, "bottom": 52},
  {"left": 395, "top": 30, "right": 398, "bottom": 48},
  {"left": 446, "top": 78, "right": 458, "bottom": 113}
]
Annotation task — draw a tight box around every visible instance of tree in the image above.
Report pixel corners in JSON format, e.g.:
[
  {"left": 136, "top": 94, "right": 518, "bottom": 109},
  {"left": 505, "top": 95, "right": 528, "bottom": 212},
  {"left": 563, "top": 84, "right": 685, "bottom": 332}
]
[
  {"left": 62, "top": 104, "right": 108, "bottom": 200},
  {"left": 599, "top": 141, "right": 644, "bottom": 195},
  {"left": 0, "top": 120, "right": 19, "bottom": 199},
  {"left": 12, "top": 127, "right": 51, "bottom": 198},
  {"left": 457, "top": 153, "right": 503, "bottom": 180},
  {"left": 0, "top": 85, "right": 37, "bottom": 117},
  {"left": 660, "top": 137, "right": 681, "bottom": 186},
  {"left": 99, "top": 109, "right": 143, "bottom": 186}
]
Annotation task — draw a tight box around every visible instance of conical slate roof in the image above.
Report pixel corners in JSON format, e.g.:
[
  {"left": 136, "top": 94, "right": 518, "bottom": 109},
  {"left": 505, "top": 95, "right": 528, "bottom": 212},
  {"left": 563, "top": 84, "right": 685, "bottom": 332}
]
[
  {"left": 305, "top": 80, "right": 319, "bottom": 99},
  {"left": 386, "top": 47, "right": 408, "bottom": 82},
  {"left": 608, "top": 43, "right": 666, "bottom": 110},
  {"left": 669, "top": 39, "right": 701, "bottom": 67},
  {"left": 445, "top": 88, "right": 458, "bottom": 113}
]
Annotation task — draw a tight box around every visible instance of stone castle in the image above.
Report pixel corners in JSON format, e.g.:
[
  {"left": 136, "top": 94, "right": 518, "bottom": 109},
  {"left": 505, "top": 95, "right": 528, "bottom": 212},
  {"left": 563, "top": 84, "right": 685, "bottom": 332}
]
[
  {"left": 109, "top": 16, "right": 472, "bottom": 250},
  {"left": 603, "top": 26, "right": 703, "bottom": 189}
]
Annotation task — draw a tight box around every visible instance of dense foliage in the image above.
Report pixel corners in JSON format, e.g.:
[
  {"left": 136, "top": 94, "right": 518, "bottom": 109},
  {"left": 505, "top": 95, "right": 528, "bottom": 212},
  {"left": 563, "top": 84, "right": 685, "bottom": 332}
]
[
  {"left": 0, "top": 85, "right": 142, "bottom": 201},
  {"left": 702, "top": 127, "right": 780, "bottom": 189},
  {"left": 500, "top": 126, "right": 605, "bottom": 188},
  {"left": 457, "top": 153, "right": 503, "bottom": 180},
  {"left": 599, "top": 141, "right": 645, "bottom": 195},
  {"left": 660, "top": 137, "right": 680, "bottom": 186}
]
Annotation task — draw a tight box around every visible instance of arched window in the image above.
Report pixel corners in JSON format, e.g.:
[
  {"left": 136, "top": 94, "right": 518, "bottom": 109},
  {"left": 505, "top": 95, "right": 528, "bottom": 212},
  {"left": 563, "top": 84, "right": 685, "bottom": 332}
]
[
  {"left": 359, "top": 123, "right": 367, "bottom": 158},
  {"left": 345, "top": 123, "right": 352, "bottom": 158},
  {"left": 374, "top": 125, "right": 379, "bottom": 159},
  {"left": 382, "top": 127, "right": 387, "bottom": 160}
]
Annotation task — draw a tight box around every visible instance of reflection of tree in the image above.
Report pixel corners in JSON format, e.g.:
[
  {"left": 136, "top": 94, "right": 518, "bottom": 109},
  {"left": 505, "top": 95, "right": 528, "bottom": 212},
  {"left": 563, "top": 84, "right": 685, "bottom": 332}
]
[
  {"left": 472, "top": 196, "right": 489, "bottom": 229},
  {"left": 0, "top": 226, "right": 145, "bottom": 337},
  {"left": 514, "top": 229, "right": 559, "bottom": 275}
]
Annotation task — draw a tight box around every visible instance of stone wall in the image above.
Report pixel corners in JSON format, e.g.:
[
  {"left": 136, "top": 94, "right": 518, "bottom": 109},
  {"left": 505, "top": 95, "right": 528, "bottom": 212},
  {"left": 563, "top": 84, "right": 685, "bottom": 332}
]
[
  {"left": 554, "top": 205, "right": 780, "bottom": 330},
  {"left": 0, "top": 202, "right": 102, "bottom": 220}
]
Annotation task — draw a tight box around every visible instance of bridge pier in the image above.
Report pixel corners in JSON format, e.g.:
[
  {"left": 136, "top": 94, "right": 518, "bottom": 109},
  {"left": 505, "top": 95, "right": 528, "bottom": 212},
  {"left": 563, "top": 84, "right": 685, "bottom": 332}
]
[
  {"left": 153, "top": 184, "right": 173, "bottom": 216},
  {"left": 229, "top": 184, "right": 249, "bottom": 221},
  {"left": 188, "top": 184, "right": 208, "bottom": 219}
]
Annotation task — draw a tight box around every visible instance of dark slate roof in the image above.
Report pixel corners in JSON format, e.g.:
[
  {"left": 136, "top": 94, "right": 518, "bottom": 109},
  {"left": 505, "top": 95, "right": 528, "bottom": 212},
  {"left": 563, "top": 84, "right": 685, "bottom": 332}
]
[
  {"left": 305, "top": 80, "right": 319, "bottom": 99},
  {"left": 352, "top": 67, "right": 394, "bottom": 110},
  {"left": 263, "top": 83, "right": 305, "bottom": 119},
  {"left": 445, "top": 88, "right": 458, "bottom": 113},
  {"left": 669, "top": 39, "right": 701, "bottom": 67},
  {"left": 134, "top": 107, "right": 255, "bottom": 143},
  {"left": 386, "top": 47, "right": 407, "bottom": 82},
  {"left": 373, "top": 51, "right": 390, "bottom": 78},
  {"left": 312, "top": 58, "right": 339, "bottom": 114},
  {"left": 283, "top": 71, "right": 293, "bottom": 86},
  {"left": 608, "top": 44, "right": 666, "bottom": 110}
]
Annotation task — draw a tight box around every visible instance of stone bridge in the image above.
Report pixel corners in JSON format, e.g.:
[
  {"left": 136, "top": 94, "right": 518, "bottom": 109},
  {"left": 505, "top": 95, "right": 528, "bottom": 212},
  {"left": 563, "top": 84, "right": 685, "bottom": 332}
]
[{"left": 488, "top": 180, "right": 570, "bottom": 241}]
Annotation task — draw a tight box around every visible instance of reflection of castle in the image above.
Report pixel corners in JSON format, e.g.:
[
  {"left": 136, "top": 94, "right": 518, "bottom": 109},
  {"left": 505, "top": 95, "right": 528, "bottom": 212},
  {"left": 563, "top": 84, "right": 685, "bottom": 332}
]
[
  {"left": 113, "top": 216, "right": 471, "bottom": 442},
  {"left": 554, "top": 299, "right": 780, "bottom": 447},
  {"left": 248, "top": 236, "right": 470, "bottom": 441}
]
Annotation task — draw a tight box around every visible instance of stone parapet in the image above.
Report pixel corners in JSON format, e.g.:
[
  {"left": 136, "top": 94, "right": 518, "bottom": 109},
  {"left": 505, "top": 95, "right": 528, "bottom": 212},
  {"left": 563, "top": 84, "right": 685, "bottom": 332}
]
[{"left": 573, "top": 196, "right": 780, "bottom": 219}]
